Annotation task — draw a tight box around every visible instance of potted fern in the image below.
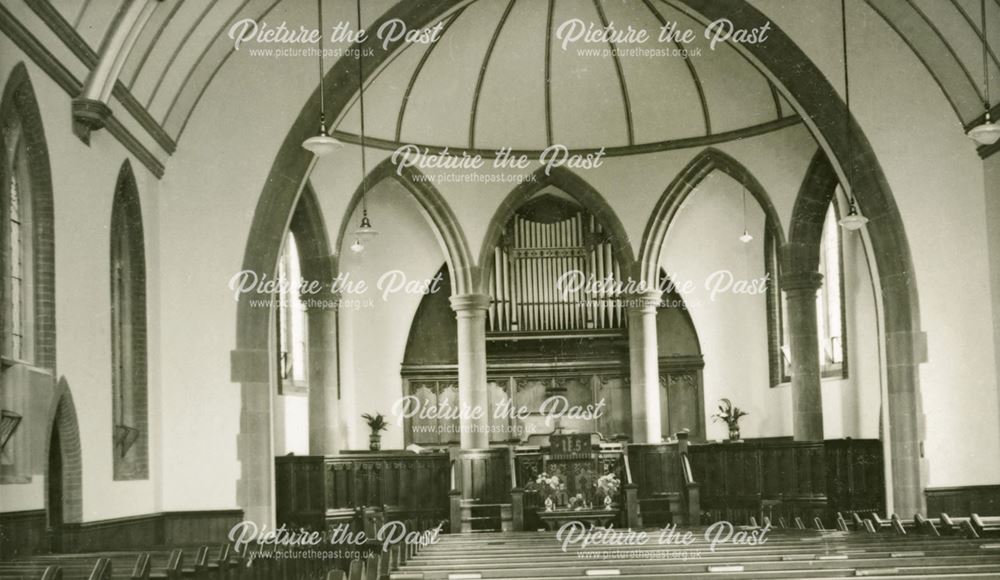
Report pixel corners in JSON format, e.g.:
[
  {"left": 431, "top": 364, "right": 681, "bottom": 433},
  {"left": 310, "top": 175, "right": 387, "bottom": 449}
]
[
  {"left": 712, "top": 399, "right": 749, "bottom": 441},
  {"left": 362, "top": 412, "right": 389, "bottom": 450}
]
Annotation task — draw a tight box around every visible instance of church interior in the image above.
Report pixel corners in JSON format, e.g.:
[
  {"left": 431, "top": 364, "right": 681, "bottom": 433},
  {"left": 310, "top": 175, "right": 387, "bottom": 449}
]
[{"left": 2, "top": 0, "right": 1000, "bottom": 578}]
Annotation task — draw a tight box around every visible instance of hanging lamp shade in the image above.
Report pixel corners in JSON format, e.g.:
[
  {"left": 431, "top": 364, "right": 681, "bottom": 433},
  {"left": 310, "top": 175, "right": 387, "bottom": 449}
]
[
  {"left": 969, "top": 0, "right": 998, "bottom": 146},
  {"left": 302, "top": 0, "right": 341, "bottom": 157},
  {"left": 968, "top": 112, "right": 1000, "bottom": 146},
  {"left": 739, "top": 230, "right": 754, "bottom": 244},
  {"left": 838, "top": 201, "right": 869, "bottom": 231},
  {"left": 302, "top": 126, "right": 343, "bottom": 156}
]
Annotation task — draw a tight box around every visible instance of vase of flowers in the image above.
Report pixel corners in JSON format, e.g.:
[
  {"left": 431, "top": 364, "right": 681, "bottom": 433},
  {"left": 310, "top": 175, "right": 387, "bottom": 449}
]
[
  {"left": 712, "top": 399, "right": 749, "bottom": 441},
  {"left": 595, "top": 473, "right": 621, "bottom": 510},
  {"left": 362, "top": 412, "right": 388, "bottom": 450},
  {"left": 527, "top": 472, "right": 564, "bottom": 511}
]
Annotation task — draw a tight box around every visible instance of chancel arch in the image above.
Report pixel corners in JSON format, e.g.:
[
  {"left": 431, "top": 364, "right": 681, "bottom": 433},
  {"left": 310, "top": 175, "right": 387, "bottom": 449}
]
[{"left": 241, "top": 0, "right": 924, "bottom": 523}]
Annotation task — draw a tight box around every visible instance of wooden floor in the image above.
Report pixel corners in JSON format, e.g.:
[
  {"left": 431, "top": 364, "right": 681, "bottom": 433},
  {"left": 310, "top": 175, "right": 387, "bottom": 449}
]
[{"left": 403, "top": 528, "right": 1000, "bottom": 579}]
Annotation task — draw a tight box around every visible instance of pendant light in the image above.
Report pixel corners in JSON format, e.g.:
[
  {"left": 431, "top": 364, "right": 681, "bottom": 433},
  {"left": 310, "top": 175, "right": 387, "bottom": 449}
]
[
  {"left": 349, "top": 0, "right": 377, "bottom": 252},
  {"left": 302, "top": 0, "right": 343, "bottom": 156},
  {"left": 739, "top": 185, "right": 754, "bottom": 243},
  {"left": 968, "top": 0, "right": 1000, "bottom": 145},
  {"left": 837, "top": 0, "right": 869, "bottom": 231}
]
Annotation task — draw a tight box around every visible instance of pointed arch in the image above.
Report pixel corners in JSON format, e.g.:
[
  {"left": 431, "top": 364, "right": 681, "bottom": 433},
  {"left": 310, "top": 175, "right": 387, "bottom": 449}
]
[
  {"left": 786, "top": 149, "right": 840, "bottom": 273},
  {"left": 237, "top": 0, "right": 923, "bottom": 519},
  {"left": 334, "top": 158, "right": 475, "bottom": 296},
  {"left": 109, "top": 160, "right": 148, "bottom": 479},
  {"left": 1, "top": 62, "right": 56, "bottom": 370},
  {"left": 476, "top": 165, "right": 636, "bottom": 294},
  {"left": 638, "top": 147, "right": 786, "bottom": 286},
  {"left": 290, "top": 182, "right": 335, "bottom": 286},
  {"left": 45, "top": 378, "right": 83, "bottom": 527}
]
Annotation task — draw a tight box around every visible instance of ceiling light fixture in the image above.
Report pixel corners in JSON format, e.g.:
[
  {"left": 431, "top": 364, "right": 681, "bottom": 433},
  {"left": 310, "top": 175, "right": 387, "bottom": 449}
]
[
  {"left": 302, "top": 0, "right": 343, "bottom": 156},
  {"left": 968, "top": 0, "right": 1000, "bottom": 146},
  {"left": 349, "top": 0, "right": 377, "bottom": 253},
  {"left": 837, "top": 0, "right": 869, "bottom": 232}
]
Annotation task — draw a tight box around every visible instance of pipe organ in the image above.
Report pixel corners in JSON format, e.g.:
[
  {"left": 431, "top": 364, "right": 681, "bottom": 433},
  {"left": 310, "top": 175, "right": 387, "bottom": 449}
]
[{"left": 488, "top": 211, "right": 625, "bottom": 333}]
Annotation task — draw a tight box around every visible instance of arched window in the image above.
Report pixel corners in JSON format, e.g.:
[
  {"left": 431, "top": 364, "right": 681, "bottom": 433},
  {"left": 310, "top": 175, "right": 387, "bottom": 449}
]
[
  {"left": 817, "top": 202, "right": 847, "bottom": 377},
  {"left": 110, "top": 161, "right": 148, "bottom": 480},
  {"left": 2, "top": 114, "right": 32, "bottom": 364},
  {"left": 1, "top": 64, "right": 55, "bottom": 483},
  {"left": 276, "top": 233, "right": 308, "bottom": 394}
]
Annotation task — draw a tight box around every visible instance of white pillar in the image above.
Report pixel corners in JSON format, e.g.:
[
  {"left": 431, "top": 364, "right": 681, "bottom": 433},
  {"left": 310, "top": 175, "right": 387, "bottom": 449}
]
[
  {"left": 627, "top": 290, "right": 662, "bottom": 443},
  {"left": 450, "top": 294, "right": 492, "bottom": 449}
]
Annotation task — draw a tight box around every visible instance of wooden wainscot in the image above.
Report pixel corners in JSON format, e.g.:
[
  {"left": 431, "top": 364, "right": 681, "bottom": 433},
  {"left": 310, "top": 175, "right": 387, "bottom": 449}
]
[
  {"left": 687, "top": 438, "right": 884, "bottom": 525},
  {"left": 626, "top": 432, "right": 701, "bottom": 527},
  {"left": 275, "top": 451, "right": 451, "bottom": 533}
]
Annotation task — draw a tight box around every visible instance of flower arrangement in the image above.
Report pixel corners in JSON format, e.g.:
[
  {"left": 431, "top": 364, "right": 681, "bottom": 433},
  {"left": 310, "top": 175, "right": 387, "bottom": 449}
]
[
  {"left": 529, "top": 472, "right": 564, "bottom": 498},
  {"left": 595, "top": 473, "right": 621, "bottom": 498},
  {"left": 711, "top": 399, "right": 749, "bottom": 440},
  {"left": 526, "top": 472, "right": 565, "bottom": 510},
  {"left": 595, "top": 473, "right": 621, "bottom": 509}
]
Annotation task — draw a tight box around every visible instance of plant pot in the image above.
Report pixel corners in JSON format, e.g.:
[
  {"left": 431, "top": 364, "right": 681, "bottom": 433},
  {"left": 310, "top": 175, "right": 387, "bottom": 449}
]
[
  {"left": 369, "top": 433, "right": 382, "bottom": 451},
  {"left": 728, "top": 425, "right": 741, "bottom": 441}
]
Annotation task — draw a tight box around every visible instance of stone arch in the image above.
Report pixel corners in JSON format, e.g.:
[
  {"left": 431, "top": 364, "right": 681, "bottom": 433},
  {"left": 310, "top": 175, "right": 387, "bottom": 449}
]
[
  {"left": 476, "top": 165, "right": 637, "bottom": 295},
  {"left": 786, "top": 150, "right": 841, "bottom": 273},
  {"left": 638, "top": 147, "right": 786, "bottom": 287},
  {"left": 237, "top": 0, "right": 923, "bottom": 520},
  {"left": 672, "top": 0, "right": 922, "bottom": 515},
  {"left": 1, "top": 62, "right": 56, "bottom": 371},
  {"left": 44, "top": 378, "right": 83, "bottom": 528},
  {"left": 334, "top": 159, "right": 476, "bottom": 295}
]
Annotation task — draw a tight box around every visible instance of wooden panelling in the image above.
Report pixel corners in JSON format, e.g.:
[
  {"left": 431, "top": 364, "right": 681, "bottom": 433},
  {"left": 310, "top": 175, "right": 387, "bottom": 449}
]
[
  {"left": 54, "top": 510, "right": 242, "bottom": 553},
  {"left": 689, "top": 439, "right": 883, "bottom": 525},
  {"left": 457, "top": 448, "right": 509, "bottom": 504},
  {"left": 276, "top": 454, "right": 451, "bottom": 530},
  {"left": 926, "top": 485, "right": 1000, "bottom": 517},
  {"left": 0, "top": 509, "right": 47, "bottom": 559}
]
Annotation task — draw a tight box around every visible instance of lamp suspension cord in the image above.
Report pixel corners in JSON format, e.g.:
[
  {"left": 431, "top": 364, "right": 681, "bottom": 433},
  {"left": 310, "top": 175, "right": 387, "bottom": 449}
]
[
  {"left": 742, "top": 185, "right": 748, "bottom": 228},
  {"left": 357, "top": 0, "right": 369, "bottom": 217},
  {"left": 983, "top": 0, "right": 991, "bottom": 113},
  {"left": 317, "top": 0, "right": 326, "bottom": 132},
  {"left": 841, "top": 0, "right": 854, "bottom": 205}
]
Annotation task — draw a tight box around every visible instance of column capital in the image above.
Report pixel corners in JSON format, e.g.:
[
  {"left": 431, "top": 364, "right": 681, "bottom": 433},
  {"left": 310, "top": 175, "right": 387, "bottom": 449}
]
[
  {"left": 625, "top": 289, "right": 662, "bottom": 313},
  {"left": 449, "top": 293, "right": 492, "bottom": 312},
  {"left": 781, "top": 271, "right": 824, "bottom": 293}
]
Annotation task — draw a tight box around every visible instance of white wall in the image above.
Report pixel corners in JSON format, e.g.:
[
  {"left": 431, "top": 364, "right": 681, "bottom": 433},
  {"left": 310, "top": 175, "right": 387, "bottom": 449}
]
[
  {"left": 334, "top": 179, "right": 446, "bottom": 450},
  {"left": 0, "top": 39, "right": 160, "bottom": 519}
]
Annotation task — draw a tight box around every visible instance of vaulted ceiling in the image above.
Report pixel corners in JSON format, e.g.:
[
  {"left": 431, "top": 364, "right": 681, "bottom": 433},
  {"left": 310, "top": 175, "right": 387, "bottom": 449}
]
[{"left": 31, "top": 0, "right": 1000, "bottom": 153}]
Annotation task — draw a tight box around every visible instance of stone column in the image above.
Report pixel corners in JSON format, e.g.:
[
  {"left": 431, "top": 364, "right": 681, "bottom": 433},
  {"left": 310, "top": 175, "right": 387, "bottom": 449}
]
[
  {"left": 450, "top": 294, "right": 492, "bottom": 449},
  {"left": 307, "top": 303, "right": 339, "bottom": 455},
  {"left": 782, "top": 271, "right": 825, "bottom": 441},
  {"left": 627, "top": 290, "right": 663, "bottom": 444}
]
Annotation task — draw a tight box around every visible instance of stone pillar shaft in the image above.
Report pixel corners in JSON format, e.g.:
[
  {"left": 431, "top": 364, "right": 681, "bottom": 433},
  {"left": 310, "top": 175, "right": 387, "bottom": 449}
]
[
  {"left": 782, "top": 271, "right": 825, "bottom": 441},
  {"left": 627, "top": 291, "right": 662, "bottom": 443},
  {"left": 307, "top": 306, "right": 339, "bottom": 454},
  {"left": 450, "top": 294, "right": 492, "bottom": 449}
]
